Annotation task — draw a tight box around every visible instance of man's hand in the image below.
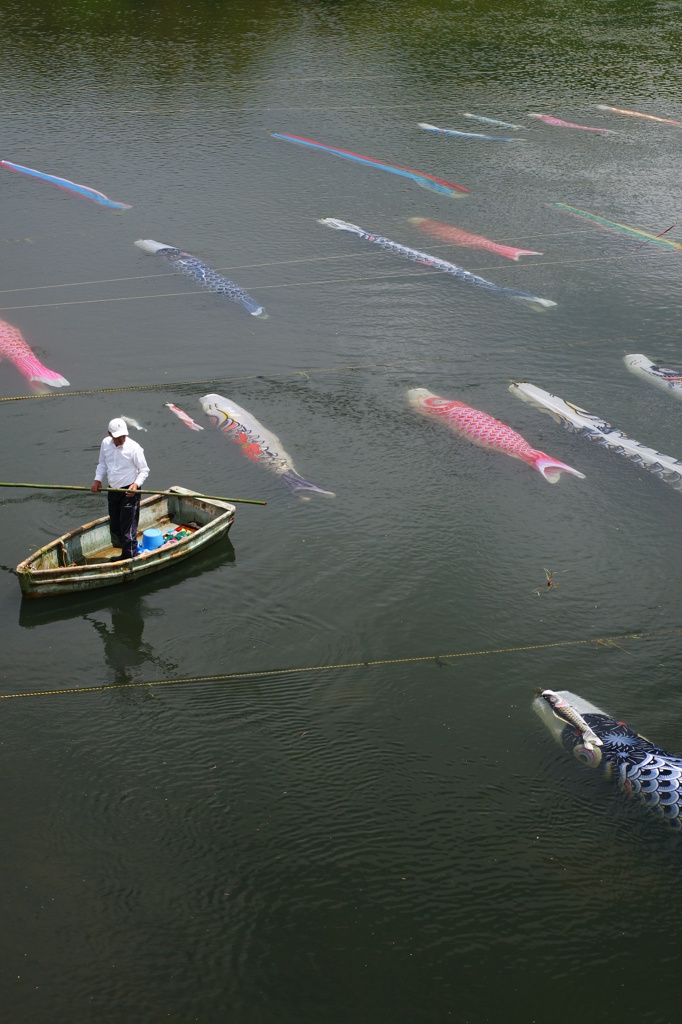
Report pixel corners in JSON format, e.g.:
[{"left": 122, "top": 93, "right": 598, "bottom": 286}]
[
  {"left": 126, "top": 483, "right": 139, "bottom": 496},
  {"left": 90, "top": 481, "right": 102, "bottom": 493}
]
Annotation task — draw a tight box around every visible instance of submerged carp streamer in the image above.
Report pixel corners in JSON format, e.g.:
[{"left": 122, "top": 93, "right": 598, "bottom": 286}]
[
  {"left": 596, "top": 104, "right": 681, "bottom": 125},
  {"left": 528, "top": 113, "right": 615, "bottom": 133},
  {"left": 134, "top": 240, "right": 267, "bottom": 317},
  {"left": 550, "top": 203, "right": 682, "bottom": 249},
  {"left": 0, "top": 318, "right": 69, "bottom": 388},
  {"left": 200, "top": 393, "right": 335, "bottom": 499},
  {"left": 166, "top": 402, "right": 204, "bottom": 431},
  {"left": 320, "top": 218, "right": 556, "bottom": 308},
  {"left": 536, "top": 689, "right": 682, "bottom": 830},
  {"left": 410, "top": 217, "right": 541, "bottom": 260},
  {"left": 120, "top": 415, "right": 146, "bottom": 432},
  {"left": 0, "top": 160, "right": 131, "bottom": 209},
  {"left": 510, "top": 381, "right": 682, "bottom": 491},
  {"left": 461, "top": 113, "right": 523, "bottom": 131},
  {"left": 408, "top": 388, "right": 585, "bottom": 483},
  {"left": 272, "top": 132, "right": 468, "bottom": 195},
  {"left": 624, "top": 354, "right": 682, "bottom": 399},
  {"left": 418, "top": 121, "right": 519, "bottom": 142}
]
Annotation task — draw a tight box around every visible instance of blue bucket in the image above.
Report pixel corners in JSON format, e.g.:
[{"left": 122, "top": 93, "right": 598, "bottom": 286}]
[{"left": 141, "top": 528, "right": 164, "bottom": 550}]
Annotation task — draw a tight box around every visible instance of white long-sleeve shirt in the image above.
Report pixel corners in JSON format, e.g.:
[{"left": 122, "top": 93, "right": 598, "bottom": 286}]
[{"left": 94, "top": 436, "right": 150, "bottom": 489}]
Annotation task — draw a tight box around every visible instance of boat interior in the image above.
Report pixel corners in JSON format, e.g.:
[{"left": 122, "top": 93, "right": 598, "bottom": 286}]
[{"left": 29, "top": 491, "right": 225, "bottom": 570}]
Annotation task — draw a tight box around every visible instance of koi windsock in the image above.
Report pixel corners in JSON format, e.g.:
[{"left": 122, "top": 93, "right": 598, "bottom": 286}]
[{"left": 0, "top": 318, "right": 69, "bottom": 388}]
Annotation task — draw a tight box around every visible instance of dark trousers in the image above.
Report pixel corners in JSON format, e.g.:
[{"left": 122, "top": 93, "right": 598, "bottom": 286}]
[{"left": 108, "top": 487, "right": 141, "bottom": 558}]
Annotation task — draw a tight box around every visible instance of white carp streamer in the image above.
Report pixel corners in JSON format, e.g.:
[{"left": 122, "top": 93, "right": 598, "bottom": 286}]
[
  {"left": 510, "top": 381, "right": 682, "bottom": 491},
  {"left": 624, "top": 354, "right": 682, "bottom": 400},
  {"left": 200, "top": 393, "right": 335, "bottom": 499}
]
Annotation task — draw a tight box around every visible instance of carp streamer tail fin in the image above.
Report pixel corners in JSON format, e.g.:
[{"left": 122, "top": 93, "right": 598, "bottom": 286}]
[
  {"left": 12, "top": 354, "right": 69, "bottom": 388},
  {"left": 508, "top": 248, "right": 543, "bottom": 260},
  {"left": 534, "top": 455, "right": 586, "bottom": 484},
  {"left": 238, "top": 295, "right": 268, "bottom": 318},
  {"left": 513, "top": 295, "right": 557, "bottom": 310},
  {"left": 280, "top": 471, "right": 336, "bottom": 500}
]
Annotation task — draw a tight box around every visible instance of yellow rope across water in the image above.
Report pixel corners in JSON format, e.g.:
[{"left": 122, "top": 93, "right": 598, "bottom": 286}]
[
  {"left": 2, "top": 627, "right": 680, "bottom": 701},
  {"left": 0, "top": 327, "right": 673, "bottom": 404}
]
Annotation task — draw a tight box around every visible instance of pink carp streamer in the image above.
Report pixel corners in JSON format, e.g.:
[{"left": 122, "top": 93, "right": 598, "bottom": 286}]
[
  {"left": 1, "top": 160, "right": 131, "bottom": 209},
  {"left": 596, "top": 104, "right": 681, "bottom": 125},
  {"left": 165, "top": 403, "right": 204, "bottom": 431},
  {"left": 528, "top": 113, "right": 614, "bottom": 134},
  {"left": 408, "top": 388, "right": 585, "bottom": 484},
  {"left": 410, "top": 217, "right": 541, "bottom": 260},
  {"left": 0, "top": 318, "right": 69, "bottom": 388}
]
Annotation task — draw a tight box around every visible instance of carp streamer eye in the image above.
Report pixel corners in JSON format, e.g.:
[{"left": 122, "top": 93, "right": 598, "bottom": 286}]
[{"left": 573, "top": 743, "right": 602, "bottom": 768}]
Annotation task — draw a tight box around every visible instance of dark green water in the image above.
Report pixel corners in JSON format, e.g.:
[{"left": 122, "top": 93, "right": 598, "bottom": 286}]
[{"left": 2, "top": 1, "right": 682, "bottom": 1021}]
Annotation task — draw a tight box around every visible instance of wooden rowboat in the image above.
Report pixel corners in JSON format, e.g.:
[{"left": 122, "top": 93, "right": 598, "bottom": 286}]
[{"left": 16, "top": 485, "right": 235, "bottom": 598}]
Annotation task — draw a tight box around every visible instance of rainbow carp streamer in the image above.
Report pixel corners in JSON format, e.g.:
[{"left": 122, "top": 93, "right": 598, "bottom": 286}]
[
  {"left": 1, "top": 160, "right": 131, "bottom": 209},
  {"left": 596, "top": 104, "right": 681, "bottom": 125},
  {"left": 134, "top": 240, "right": 267, "bottom": 317},
  {"left": 550, "top": 203, "right": 682, "bottom": 249},
  {"left": 528, "top": 113, "right": 615, "bottom": 134},
  {"left": 418, "top": 122, "right": 520, "bottom": 142},
  {"left": 319, "top": 218, "right": 556, "bottom": 309},
  {"left": 272, "top": 132, "right": 468, "bottom": 195}
]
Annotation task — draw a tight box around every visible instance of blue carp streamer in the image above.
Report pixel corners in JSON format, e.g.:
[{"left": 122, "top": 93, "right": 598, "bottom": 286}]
[
  {"left": 319, "top": 218, "right": 556, "bottom": 308},
  {"left": 1, "top": 159, "right": 131, "bottom": 210},
  {"left": 536, "top": 689, "right": 682, "bottom": 830},
  {"left": 134, "top": 240, "right": 267, "bottom": 317}
]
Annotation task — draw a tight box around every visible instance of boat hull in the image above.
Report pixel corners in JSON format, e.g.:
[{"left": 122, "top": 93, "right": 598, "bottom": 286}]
[{"left": 16, "top": 486, "right": 235, "bottom": 598}]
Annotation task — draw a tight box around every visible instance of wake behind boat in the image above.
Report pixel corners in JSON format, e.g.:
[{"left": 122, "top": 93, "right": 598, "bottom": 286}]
[{"left": 16, "top": 486, "right": 235, "bottom": 598}]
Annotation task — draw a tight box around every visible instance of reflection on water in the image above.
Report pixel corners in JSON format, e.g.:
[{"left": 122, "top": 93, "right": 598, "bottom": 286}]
[
  {"left": 17, "top": 537, "right": 236, "bottom": 684},
  {"left": 85, "top": 596, "right": 173, "bottom": 686}
]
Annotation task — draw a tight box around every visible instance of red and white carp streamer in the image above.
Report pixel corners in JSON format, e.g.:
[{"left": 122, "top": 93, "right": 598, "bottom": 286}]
[
  {"left": 0, "top": 318, "right": 69, "bottom": 388},
  {"left": 408, "top": 388, "right": 585, "bottom": 484},
  {"left": 165, "top": 403, "right": 204, "bottom": 431},
  {"left": 200, "top": 392, "right": 335, "bottom": 499}
]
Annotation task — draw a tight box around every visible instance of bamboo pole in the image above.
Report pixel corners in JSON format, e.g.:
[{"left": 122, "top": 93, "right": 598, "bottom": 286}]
[{"left": 0, "top": 482, "right": 267, "bottom": 506}]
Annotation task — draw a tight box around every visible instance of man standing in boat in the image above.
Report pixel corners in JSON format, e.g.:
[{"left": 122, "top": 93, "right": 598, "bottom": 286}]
[{"left": 90, "top": 417, "right": 150, "bottom": 561}]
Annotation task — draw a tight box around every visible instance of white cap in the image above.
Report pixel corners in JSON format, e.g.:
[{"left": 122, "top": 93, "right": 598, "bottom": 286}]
[{"left": 108, "top": 417, "right": 129, "bottom": 438}]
